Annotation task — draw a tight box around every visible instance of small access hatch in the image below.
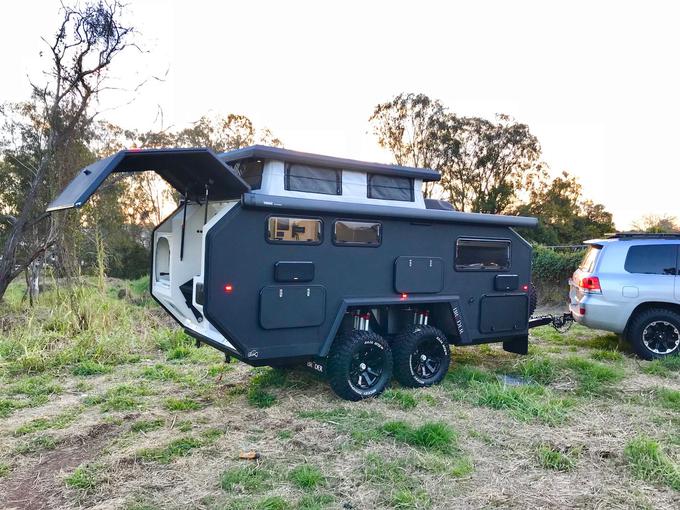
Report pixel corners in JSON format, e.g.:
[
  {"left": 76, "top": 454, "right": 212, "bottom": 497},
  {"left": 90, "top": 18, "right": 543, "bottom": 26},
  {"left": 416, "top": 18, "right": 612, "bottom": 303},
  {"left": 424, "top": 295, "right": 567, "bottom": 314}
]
[
  {"left": 394, "top": 256, "right": 444, "bottom": 294},
  {"left": 47, "top": 148, "right": 249, "bottom": 212},
  {"left": 260, "top": 285, "right": 326, "bottom": 329},
  {"left": 479, "top": 295, "right": 528, "bottom": 333}
]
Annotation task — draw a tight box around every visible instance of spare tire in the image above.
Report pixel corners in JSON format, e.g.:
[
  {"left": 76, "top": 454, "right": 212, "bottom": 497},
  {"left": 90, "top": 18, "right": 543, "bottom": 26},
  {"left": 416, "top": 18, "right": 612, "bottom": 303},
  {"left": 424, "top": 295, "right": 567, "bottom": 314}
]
[{"left": 528, "top": 282, "right": 538, "bottom": 317}]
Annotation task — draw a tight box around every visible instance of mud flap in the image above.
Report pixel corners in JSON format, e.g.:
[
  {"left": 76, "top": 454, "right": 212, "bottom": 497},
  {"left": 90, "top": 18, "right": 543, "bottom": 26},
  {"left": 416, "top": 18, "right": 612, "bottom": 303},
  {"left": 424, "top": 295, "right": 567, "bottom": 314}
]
[{"left": 503, "top": 334, "right": 529, "bottom": 355}]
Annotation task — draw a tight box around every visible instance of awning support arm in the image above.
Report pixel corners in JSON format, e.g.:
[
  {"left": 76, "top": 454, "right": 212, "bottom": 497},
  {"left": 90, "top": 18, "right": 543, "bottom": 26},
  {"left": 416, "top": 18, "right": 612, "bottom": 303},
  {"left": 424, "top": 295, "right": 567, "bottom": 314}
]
[
  {"left": 203, "top": 184, "right": 209, "bottom": 225},
  {"left": 180, "top": 192, "right": 188, "bottom": 261}
]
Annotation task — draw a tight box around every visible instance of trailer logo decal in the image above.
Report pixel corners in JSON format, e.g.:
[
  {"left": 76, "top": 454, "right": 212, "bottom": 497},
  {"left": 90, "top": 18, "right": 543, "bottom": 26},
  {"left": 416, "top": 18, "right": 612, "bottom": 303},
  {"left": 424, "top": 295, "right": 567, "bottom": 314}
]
[
  {"left": 451, "top": 304, "right": 465, "bottom": 336},
  {"left": 247, "top": 349, "right": 259, "bottom": 358},
  {"left": 306, "top": 360, "right": 324, "bottom": 373}
]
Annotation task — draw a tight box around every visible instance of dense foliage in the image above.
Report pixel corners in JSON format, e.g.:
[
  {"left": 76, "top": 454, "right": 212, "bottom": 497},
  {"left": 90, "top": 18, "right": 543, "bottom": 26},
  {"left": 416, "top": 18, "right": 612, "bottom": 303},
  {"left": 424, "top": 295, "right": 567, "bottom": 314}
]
[{"left": 370, "top": 93, "right": 615, "bottom": 245}]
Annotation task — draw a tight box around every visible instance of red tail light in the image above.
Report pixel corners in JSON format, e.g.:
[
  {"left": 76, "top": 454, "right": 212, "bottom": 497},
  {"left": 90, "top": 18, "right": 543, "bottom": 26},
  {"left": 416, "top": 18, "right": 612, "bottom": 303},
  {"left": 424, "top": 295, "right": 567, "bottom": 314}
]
[{"left": 580, "top": 276, "right": 601, "bottom": 293}]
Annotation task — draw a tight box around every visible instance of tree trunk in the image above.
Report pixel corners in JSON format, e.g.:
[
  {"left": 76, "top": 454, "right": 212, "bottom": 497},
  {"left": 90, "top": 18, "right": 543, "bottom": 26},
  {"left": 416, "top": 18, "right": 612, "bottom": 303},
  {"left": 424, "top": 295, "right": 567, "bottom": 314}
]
[{"left": 0, "top": 149, "right": 52, "bottom": 301}]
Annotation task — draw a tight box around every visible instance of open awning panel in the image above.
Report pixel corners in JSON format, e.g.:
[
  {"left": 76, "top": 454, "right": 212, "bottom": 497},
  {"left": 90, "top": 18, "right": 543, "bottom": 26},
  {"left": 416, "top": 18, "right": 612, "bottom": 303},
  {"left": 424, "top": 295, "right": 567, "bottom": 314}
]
[{"left": 46, "top": 148, "right": 250, "bottom": 212}]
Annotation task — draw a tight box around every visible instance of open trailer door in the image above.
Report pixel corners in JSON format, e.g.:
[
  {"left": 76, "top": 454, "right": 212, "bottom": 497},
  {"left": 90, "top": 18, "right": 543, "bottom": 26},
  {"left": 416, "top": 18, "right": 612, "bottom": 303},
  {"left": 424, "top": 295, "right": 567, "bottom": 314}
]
[
  {"left": 47, "top": 147, "right": 250, "bottom": 356},
  {"left": 47, "top": 147, "right": 250, "bottom": 212}
]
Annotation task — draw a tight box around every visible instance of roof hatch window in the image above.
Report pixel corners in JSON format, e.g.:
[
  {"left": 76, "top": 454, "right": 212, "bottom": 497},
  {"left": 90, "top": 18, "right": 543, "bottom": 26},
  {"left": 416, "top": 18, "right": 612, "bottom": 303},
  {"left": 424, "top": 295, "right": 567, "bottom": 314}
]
[
  {"left": 285, "top": 164, "right": 341, "bottom": 195},
  {"left": 367, "top": 174, "right": 414, "bottom": 202}
]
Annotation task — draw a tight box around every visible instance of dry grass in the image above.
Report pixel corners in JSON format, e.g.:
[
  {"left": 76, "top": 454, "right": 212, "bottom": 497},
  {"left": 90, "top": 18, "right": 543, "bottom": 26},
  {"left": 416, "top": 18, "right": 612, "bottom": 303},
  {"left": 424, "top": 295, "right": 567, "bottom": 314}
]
[{"left": 0, "top": 280, "right": 679, "bottom": 509}]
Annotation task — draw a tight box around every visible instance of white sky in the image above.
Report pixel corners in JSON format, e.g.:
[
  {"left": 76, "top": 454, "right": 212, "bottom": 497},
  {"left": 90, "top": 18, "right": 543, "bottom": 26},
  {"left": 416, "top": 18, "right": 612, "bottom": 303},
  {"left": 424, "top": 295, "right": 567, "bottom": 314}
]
[{"left": 2, "top": 0, "right": 679, "bottom": 229}]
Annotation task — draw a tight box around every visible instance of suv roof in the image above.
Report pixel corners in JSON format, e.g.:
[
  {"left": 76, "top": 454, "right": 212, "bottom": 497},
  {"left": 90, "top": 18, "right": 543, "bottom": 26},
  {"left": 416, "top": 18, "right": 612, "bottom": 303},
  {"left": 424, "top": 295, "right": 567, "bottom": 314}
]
[{"left": 585, "top": 233, "right": 680, "bottom": 246}]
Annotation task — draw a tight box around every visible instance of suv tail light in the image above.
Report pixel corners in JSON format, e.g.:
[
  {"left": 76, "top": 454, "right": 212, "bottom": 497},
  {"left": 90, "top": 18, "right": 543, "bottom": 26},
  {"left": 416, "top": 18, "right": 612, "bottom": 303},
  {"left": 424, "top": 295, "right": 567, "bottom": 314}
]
[{"left": 580, "top": 276, "right": 602, "bottom": 294}]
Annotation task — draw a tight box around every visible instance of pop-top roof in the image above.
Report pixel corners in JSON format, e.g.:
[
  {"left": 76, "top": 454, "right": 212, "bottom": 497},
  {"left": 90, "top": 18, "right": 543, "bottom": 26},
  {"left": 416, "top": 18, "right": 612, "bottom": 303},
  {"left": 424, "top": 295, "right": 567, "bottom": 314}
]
[{"left": 219, "top": 145, "right": 441, "bottom": 182}]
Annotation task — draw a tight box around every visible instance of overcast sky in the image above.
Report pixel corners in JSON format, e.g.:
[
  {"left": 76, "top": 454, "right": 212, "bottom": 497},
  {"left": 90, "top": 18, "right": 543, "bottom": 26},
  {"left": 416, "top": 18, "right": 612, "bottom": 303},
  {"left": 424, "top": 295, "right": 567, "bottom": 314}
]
[{"left": 1, "top": 0, "right": 679, "bottom": 228}]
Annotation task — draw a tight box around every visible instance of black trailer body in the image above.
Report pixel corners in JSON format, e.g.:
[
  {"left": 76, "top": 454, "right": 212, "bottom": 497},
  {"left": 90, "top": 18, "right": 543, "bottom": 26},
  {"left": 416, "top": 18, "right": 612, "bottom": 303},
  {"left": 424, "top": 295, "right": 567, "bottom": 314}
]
[{"left": 48, "top": 145, "right": 538, "bottom": 400}]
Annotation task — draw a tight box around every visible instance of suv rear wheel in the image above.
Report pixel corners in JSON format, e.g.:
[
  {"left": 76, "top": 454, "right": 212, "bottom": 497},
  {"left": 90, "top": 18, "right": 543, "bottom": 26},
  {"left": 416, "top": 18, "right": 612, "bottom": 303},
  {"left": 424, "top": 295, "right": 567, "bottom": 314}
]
[{"left": 627, "top": 308, "right": 680, "bottom": 360}]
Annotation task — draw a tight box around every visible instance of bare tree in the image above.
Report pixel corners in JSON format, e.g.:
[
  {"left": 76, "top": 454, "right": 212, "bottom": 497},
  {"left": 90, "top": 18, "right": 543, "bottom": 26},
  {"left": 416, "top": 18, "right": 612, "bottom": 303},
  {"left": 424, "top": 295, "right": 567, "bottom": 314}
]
[
  {"left": 632, "top": 214, "right": 679, "bottom": 233},
  {"left": 0, "top": 1, "right": 135, "bottom": 300}
]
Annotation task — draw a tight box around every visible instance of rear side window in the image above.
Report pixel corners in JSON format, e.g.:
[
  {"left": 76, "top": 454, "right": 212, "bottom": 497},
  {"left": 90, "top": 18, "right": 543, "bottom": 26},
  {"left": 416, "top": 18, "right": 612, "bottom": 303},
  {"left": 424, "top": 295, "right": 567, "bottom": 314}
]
[
  {"left": 579, "top": 246, "right": 601, "bottom": 272},
  {"left": 285, "top": 164, "right": 341, "bottom": 195},
  {"left": 624, "top": 245, "right": 678, "bottom": 275},
  {"left": 333, "top": 220, "right": 381, "bottom": 246},
  {"left": 456, "top": 238, "right": 510, "bottom": 271},
  {"left": 367, "top": 174, "right": 414, "bottom": 202},
  {"left": 267, "top": 217, "right": 322, "bottom": 244}
]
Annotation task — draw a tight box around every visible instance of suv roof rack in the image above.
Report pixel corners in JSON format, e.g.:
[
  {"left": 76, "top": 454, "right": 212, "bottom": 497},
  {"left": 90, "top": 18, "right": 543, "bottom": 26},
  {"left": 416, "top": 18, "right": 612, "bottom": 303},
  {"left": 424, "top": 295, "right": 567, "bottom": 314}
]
[{"left": 606, "top": 232, "right": 680, "bottom": 239}]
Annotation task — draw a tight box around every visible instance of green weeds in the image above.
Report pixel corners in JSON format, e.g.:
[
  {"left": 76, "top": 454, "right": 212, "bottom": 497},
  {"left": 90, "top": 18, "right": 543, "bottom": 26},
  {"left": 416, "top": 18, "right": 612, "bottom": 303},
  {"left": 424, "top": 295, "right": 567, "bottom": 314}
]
[
  {"left": 245, "top": 367, "right": 293, "bottom": 408},
  {"left": 221, "top": 464, "right": 273, "bottom": 492},
  {"left": 289, "top": 464, "right": 325, "bottom": 490},
  {"left": 624, "top": 436, "right": 680, "bottom": 490},
  {"left": 15, "top": 434, "right": 59, "bottom": 454},
  {"left": 361, "top": 453, "right": 431, "bottom": 509},
  {"left": 561, "top": 356, "right": 624, "bottom": 394},
  {"left": 381, "top": 421, "right": 458, "bottom": 454},
  {"left": 136, "top": 436, "right": 203, "bottom": 463},
  {"left": 65, "top": 463, "right": 100, "bottom": 491},
  {"left": 130, "top": 418, "right": 165, "bottom": 433},
  {"left": 382, "top": 389, "right": 418, "bottom": 410},
  {"left": 536, "top": 443, "right": 581, "bottom": 471},
  {"left": 14, "top": 407, "right": 82, "bottom": 435},
  {"left": 655, "top": 387, "right": 680, "bottom": 411},
  {"left": 72, "top": 360, "right": 112, "bottom": 376},
  {"left": 163, "top": 397, "right": 202, "bottom": 412},
  {"left": 641, "top": 356, "right": 680, "bottom": 378}
]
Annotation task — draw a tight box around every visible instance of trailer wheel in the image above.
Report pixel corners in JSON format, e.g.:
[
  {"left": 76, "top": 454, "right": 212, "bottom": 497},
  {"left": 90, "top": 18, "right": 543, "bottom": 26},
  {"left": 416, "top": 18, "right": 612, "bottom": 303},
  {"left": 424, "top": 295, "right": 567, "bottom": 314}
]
[
  {"left": 327, "top": 331, "right": 393, "bottom": 401},
  {"left": 392, "top": 326, "right": 450, "bottom": 388}
]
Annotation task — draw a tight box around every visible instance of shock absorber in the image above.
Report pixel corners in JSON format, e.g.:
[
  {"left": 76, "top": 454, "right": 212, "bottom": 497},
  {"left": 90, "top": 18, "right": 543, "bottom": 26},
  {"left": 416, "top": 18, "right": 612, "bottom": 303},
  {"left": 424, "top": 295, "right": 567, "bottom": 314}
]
[
  {"left": 413, "top": 309, "right": 430, "bottom": 326},
  {"left": 353, "top": 311, "right": 371, "bottom": 331}
]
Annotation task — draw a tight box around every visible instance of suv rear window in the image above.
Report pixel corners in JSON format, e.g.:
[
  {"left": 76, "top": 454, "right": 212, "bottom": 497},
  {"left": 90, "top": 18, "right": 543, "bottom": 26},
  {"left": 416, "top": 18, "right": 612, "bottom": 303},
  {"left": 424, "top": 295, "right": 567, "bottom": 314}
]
[
  {"left": 624, "top": 245, "right": 678, "bottom": 275},
  {"left": 579, "top": 246, "right": 601, "bottom": 272}
]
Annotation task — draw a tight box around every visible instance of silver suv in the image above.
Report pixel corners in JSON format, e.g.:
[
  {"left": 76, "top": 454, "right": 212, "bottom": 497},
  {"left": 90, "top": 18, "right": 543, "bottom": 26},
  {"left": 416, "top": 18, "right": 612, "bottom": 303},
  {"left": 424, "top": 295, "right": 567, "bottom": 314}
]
[{"left": 569, "top": 233, "right": 680, "bottom": 359}]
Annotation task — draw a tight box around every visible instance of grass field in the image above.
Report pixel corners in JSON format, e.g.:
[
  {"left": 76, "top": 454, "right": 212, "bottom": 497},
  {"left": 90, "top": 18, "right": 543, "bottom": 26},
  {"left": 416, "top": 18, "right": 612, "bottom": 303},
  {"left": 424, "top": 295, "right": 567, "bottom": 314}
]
[{"left": 0, "top": 278, "right": 679, "bottom": 509}]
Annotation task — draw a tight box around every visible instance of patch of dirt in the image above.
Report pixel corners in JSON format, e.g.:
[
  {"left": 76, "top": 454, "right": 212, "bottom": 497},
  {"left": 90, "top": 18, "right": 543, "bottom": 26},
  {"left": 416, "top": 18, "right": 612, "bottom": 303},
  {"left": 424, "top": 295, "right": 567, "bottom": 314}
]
[{"left": 0, "top": 423, "right": 119, "bottom": 510}]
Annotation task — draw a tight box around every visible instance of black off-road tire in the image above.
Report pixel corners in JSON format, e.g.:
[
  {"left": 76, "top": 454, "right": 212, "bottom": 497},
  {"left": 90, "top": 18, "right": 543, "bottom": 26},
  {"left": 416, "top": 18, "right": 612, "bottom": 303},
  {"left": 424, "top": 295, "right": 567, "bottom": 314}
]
[
  {"left": 627, "top": 308, "right": 680, "bottom": 360},
  {"left": 327, "top": 331, "right": 393, "bottom": 401},
  {"left": 528, "top": 282, "right": 538, "bottom": 317},
  {"left": 392, "top": 326, "right": 451, "bottom": 388}
]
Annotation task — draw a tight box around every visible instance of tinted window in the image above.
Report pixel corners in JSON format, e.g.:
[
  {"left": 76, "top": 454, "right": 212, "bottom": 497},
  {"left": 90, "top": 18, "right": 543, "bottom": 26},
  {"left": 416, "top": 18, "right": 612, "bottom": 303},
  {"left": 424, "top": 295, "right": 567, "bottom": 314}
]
[
  {"left": 334, "top": 220, "right": 381, "bottom": 246},
  {"left": 231, "top": 159, "right": 264, "bottom": 189},
  {"left": 456, "top": 239, "right": 510, "bottom": 271},
  {"left": 624, "top": 245, "right": 678, "bottom": 275},
  {"left": 367, "top": 174, "right": 414, "bottom": 202},
  {"left": 285, "top": 164, "right": 341, "bottom": 195},
  {"left": 267, "top": 217, "right": 322, "bottom": 244},
  {"left": 579, "top": 246, "right": 601, "bottom": 272}
]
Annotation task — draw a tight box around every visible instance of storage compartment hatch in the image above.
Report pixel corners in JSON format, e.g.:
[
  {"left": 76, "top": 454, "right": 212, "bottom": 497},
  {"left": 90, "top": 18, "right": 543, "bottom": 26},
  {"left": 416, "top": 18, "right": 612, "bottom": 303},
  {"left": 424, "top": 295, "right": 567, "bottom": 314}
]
[
  {"left": 394, "top": 256, "right": 444, "bottom": 294},
  {"left": 260, "top": 285, "right": 326, "bottom": 329},
  {"left": 479, "top": 294, "right": 528, "bottom": 333}
]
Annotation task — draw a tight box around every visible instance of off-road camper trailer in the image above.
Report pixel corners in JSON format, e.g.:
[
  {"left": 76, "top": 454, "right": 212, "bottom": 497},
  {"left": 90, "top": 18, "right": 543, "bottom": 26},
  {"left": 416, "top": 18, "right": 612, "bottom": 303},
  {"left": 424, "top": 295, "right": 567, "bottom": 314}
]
[{"left": 48, "top": 145, "right": 539, "bottom": 400}]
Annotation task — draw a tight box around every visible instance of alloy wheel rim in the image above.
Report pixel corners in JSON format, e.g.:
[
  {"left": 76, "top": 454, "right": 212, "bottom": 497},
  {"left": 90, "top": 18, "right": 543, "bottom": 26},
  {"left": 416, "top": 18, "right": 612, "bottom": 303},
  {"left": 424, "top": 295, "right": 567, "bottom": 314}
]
[
  {"left": 349, "top": 344, "right": 386, "bottom": 390},
  {"left": 411, "top": 338, "right": 445, "bottom": 380},
  {"left": 642, "top": 320, "right": 680, "bottom": 354}
]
